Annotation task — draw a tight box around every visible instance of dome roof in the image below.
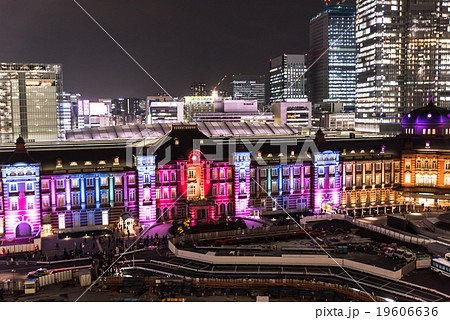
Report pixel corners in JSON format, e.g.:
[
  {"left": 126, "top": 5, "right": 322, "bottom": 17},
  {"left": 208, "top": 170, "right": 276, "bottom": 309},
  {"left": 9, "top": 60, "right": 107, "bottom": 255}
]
[{"left": 402, "top": 101, "right": 450, "bottom": 125}]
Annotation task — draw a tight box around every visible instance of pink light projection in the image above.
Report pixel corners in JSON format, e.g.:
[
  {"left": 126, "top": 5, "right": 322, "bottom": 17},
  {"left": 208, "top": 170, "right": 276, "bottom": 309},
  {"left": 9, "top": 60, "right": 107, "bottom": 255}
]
[
  {"left": 234, "top": 152, "right": 251, "bottom": 218},
  {"left": 137, "top": 155, "right": 157, "bottom": 226},
  {"left": 313, "top": 151, "right": 341, "bottom": 214},
  {"left": 1, "top": 163, "right": 41, "bottom": 240}
]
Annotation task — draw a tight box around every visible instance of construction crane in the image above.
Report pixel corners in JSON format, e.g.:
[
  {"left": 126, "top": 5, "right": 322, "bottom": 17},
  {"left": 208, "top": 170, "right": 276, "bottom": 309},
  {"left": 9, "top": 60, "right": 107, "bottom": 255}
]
[
  {"left": 213, "top": 75, "right": 227, "bottom": 91},
  {"left": 211, "top": 75, "right": 227, "bottom": 99}
]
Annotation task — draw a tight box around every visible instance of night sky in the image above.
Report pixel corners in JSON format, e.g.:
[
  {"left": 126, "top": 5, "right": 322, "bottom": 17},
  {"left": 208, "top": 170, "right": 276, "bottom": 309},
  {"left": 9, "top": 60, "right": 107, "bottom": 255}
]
[{"left": 0, "top": 0, "right": 354, "bottom": 99}]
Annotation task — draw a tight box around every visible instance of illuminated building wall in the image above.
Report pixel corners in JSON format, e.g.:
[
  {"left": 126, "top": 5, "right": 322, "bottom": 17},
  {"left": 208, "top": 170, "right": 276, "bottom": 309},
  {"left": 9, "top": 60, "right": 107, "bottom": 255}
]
[
  {"left": 230, "top": 75, "right": 266, "bottom": 106},
  {"left": 183, "top": 96, "right": 215, "bottom": 122},
  {"left": 405, "top": 0, "right": 450, "bottom": 110},
  {"left": 0, "top": 63, "right": 62, "bottom": 143},
  {"left": 313, "top": 151, "right": 341, "bottom": 214},
  {"left": 40, "top": 170, "right": 138, "bottom": 232},
  {"left": 1, "top": 163, "right": 41, "bottom": 240},
  {"left": 355, "top": 0, "right": 406, "bottom": 132},
  {"left": 137, "top": 155, "right": 157, "bottom": 226},
  {"left": 309, "top": 5, "right": 356, "bottom": 110},
  {"left": 234, "top": 152, "right": 251, "bottom": 217},
  {"left": 269, "top": 54, "right": 308, "bottom": 104}
]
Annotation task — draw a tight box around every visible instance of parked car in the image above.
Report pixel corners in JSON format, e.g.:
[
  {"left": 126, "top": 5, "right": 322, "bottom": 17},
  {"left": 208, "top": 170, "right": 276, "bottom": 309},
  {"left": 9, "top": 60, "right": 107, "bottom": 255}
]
[
  {"left": 393, "top": 247, "right": 406, "bottom": 260},
  {"left": 403, "top": 250, "right": 416, "bottom": 263},
  {"left": 27, "top": 268, "right": 52, "bottom": 279}
]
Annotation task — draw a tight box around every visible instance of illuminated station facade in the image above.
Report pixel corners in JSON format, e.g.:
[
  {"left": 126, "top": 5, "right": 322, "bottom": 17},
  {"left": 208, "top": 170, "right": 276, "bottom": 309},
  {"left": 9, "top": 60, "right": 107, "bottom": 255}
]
[{"left": 0, "top": 102, "right": 449, "bottom": 242}]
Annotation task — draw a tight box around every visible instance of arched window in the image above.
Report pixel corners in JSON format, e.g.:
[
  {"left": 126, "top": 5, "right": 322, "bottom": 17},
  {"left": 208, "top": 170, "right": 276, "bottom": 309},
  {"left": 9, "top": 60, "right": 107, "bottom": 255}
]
[
  {"left": 444, "top": 174, "right": 450, "bottom": 185},
  {"left": 171, "top": 207, "right": 176, "bottom": 219},
  {"left": 227, "top": 203, "right": 234, "bottom": 216},
  {"left": 416, "top": 173, "right": 423, "bottom": 184},
  {"left": 219, "top": 203, "right": 226, "bottom": 217},
  {"left": 416, "top": 160, "right": 421, "bottom": 169},
  {"left": 405, "top": 172, "right": 411, "bottom": 184}
]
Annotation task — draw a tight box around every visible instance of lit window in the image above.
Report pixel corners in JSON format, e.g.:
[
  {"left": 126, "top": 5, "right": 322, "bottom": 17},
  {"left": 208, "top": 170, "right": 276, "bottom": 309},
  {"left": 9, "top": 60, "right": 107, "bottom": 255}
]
[
  {"left": 25, "top": 182, "right": 34, "bottom": 192},
  {"left": 72, "top": 178, "right": 79, "bottom": 187},
  {"left": 128, "top": 175, "right": 135, "bottom": 184},
  {"left": 42, "top": 196, "right": 50, "bottom": 207},
  {"left": 188, "top": 170, "right": 195, "bottom": 179},
  {"left": 85, "top": 161, "right": 92, "bottom": 166},
  {"left": 405, "top": 172, "right": 411, "bottom": 184},
  {"left": 114, "top": 190, "right": 123, "bottom": 202},
  {"left": 86, "top": 193, "right": 94, "bottom": 204},
  {"left": 187, "top": 184, "right": 196, "bottom": 196},
  {"left": 444, "top": 174, "right": 450, "bottom": 186},
  {"left": 86, "top": 178, "right": 94, "bottom": 187},
  {"left": 99, "top": 160, "right": 106, "bottom": 165},
  {"left": 9, "top": 183, "right": 18, "bottom": 193},
  {"left": 10, "top": 198, "right": 18, "bottom": 211},
  {"left": 113, "top": 157, "right": 120, "bottom": 166},
  {"left": 70, "top": 162, "right": 78, "bottom": 166},
  {"left": 42, "top": 180, "right": 49, "bottom": 189},
  {"left": 56, "top": 179, "right": 65, "bottom": 188},
  {"left": 58, "top": 214, "right": 65, "bottom": 229},
  {"left": 102, "top": 211, "right": 109, "bottom": 226},
  {"left": 57, "top": 195, "right": 65, "bottom": 206},
  {"left": 101, "top": 191, "right": 108, "bottom": 203},
  {"left": 56, "top": 158, "right": 63, "bottom": 168},
  {"left": 27, "top": 199, "right": 34, "bottom": 210},
  {"left": 115, "top": 176, "right": 122, "bottom": 185},
  {"left": 129, "top": 189, "right": 136, "bottom": 201},
  {"left": 72, "top": 194, "right": 80, "bottom": 206},
  {"left": 101, "top": 177, "right": 108, "bottom": 186}
]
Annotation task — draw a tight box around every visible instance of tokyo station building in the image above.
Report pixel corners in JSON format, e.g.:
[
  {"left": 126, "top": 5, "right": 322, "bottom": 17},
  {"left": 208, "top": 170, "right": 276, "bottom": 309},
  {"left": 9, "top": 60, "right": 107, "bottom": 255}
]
[{"left": 0, "top": 102, "right": 449, "bottom": 242}]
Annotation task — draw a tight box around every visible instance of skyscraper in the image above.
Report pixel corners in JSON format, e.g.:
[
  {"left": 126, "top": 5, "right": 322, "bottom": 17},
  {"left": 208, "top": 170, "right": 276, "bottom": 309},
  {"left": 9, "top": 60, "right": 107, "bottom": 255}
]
[
  {"left": 269, "top": 54, "right": 308, "bottom": 104},
  {"left": 230, "top": 75, "right": 266, "bottom": 106},
  {"left": 0, "top": 63, "right": 62, "bottom": 143},
  {"left": 111, "top": 98, "right": 146, "bottom": 125},
  {"left": 355, "top": 0, "right": 406, "bottom": 133},
  {"left": 405, "top": 0, "right": 450, "bottom": 110},
  {"left": 309, "top": 5, "right": 356, "bottom": 111},
  {"left": 355, "top": 0, "right": 450, "bottom": 133},
  {"left": 60, "top": 92, "right": 82, "bottom": 133}
]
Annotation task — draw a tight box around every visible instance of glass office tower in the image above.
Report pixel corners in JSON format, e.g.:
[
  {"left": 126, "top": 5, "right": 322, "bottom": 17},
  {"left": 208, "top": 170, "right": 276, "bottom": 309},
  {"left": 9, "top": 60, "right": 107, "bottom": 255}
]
[
  {"left": 0, "top": 63, "right": 62, "bottom": 143},
  {"left": 309, "top": 5, "right": 356, "bottom": 111},
  {"left": 355, "top": 0, "right": 406, "bottom": 132},
  {"left": 230, "top": 75, "right": 266, "bottom": 106},
  {"left": 269, "top": 54, "right": 308, "bottom": 104},
  {"left": 405, "top": 0, "right": 450, "bottom": 110}
]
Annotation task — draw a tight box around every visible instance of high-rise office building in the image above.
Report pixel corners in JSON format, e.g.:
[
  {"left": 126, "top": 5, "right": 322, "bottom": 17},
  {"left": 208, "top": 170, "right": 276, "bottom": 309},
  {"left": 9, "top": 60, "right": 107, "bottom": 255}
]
[
  {"left": 309, "top": 5, "right": 356, "bottom": 111},
  {"left": 355, "top": 0, "right": 406, "bottom": 133},
  {"left": 355, "top": 0, "right": 450, "bottom": 133},
  {"left": 191, "top": 82, "right": 207, "bottom": 96},
  {"left": 230, "top": 75, "right": 266, "bottom": 106},
  {"left": 0, "top": 63, "right": 62, "bottom": 143},
  {"left": 269, "top": 54, "right": 308, "bottom": 104},
  {"left": 60, "top": 92, "right": 82, "bottom": 133},
  {"left": 405, "top": 0, "right": 450, "bottom": 110},
  {"left": 111, "top": 98, "right": 146, "bottom": 125}
]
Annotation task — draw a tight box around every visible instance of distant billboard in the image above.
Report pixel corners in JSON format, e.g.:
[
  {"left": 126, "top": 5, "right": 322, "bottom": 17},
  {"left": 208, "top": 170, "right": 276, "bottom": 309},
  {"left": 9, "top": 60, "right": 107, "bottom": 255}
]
[{"left": 89, "top": 102, "right": 109, "bottom": 115}]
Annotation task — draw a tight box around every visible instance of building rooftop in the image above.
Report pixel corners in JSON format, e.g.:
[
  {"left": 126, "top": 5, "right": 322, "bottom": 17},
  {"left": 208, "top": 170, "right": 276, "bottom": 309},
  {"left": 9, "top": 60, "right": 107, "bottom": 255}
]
[{"left": 65, "top": 122, "right": 301, "bottom": 140}]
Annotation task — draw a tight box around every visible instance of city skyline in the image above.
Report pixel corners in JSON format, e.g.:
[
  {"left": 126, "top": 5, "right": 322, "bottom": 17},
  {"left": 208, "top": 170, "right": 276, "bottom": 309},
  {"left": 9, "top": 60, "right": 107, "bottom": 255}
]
[{"left": 0, "top": 0, "right": 341, "bottom": 100}]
